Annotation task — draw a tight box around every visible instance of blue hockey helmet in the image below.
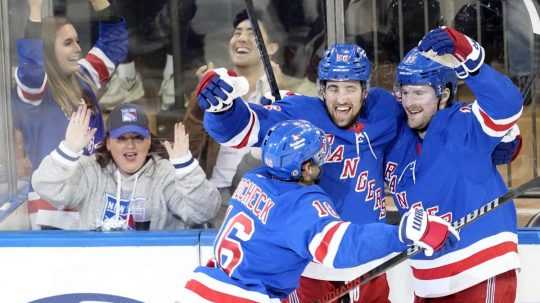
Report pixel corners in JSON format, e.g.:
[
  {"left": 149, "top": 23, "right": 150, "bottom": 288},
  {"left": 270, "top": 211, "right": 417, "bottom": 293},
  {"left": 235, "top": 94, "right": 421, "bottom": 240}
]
[
  {"left": 318, "top": 43, "right": 371, "bottom": 82},
  {"left": 396, "top": 47, "right": 457, "bottom": 97},
  {"left": 262, "top": 120, "right": 329, "bottom": 180}
]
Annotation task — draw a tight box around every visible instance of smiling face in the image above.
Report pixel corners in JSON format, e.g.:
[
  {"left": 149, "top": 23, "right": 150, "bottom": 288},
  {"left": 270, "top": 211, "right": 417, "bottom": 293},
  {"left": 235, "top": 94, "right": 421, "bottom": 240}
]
[
  {"left": 228, "top": 19, "right": 277, "bottom": 68},
  {"left": 323, "top": 81, "right": 366, "bottom": 128},
  {"left": 400, "top": 84, "right": 449, "bottom": 136},
  {"left": 54, "top": 24, "right": 82, "bottom": 75},
  {"left": 106, "top": 133, "right": 151, "bottom": 175}
]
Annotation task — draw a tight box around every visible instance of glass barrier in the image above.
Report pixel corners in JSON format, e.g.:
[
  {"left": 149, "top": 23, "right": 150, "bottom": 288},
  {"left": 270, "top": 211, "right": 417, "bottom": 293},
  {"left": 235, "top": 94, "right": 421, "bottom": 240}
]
[
  {"left": 1, "top": 0, "right": 538, "bottom": 231},
  {"left": 0, "top": 0, "right": 325, "bottom": 231},
  {"left": 345, "top": 0, "right": 540, "bottom": 227}
]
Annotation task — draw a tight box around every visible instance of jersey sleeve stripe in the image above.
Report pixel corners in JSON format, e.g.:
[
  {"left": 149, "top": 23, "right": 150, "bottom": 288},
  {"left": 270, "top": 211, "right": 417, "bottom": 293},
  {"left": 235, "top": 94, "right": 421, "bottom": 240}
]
[
  {"left": 17, "top": 86, "right": 43, "bottom": 105},
  {"left": 15, "top": 68, "right": 47, "bottom": 104},
  {"left": 15, "top": 67, "right": 47, "bottom": 94},
  {"left": 79, "top": 47, "right": 115, "bottom": 87},
  {"left": 223, "top": 106, "right": 261, "bottom": 148},
  {"left": 310, "top": 221, "right": 350, "bottom": 267},
  {"left": 472, "top": 101, "right": 522, "bottom": 137}
]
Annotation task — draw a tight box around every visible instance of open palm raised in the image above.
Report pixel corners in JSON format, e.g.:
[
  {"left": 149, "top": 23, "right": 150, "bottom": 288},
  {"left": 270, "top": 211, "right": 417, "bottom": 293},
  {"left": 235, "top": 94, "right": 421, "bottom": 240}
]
[
  {"left": 64, "top": 104, "right": 97, "bottom": 153},
  {"left": 161, "top": 122, "right": 190, "bottom": 160}
]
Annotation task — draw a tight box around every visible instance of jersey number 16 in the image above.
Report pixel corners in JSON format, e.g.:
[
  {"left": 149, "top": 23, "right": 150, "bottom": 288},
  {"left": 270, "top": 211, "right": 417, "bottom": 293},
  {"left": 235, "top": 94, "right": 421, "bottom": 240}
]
[{"left": 214, "top": 212, "right": 255, "bottom": 276}]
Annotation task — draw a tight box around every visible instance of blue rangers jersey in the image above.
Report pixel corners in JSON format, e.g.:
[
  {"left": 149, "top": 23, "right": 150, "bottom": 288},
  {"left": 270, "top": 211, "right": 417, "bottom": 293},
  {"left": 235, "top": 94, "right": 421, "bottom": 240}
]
[
  {"left": 12, "top": 19, "right": 127, "bottom": 172},
  {"left": 384, "top": 65, "right": 523, "bottom": 297},
  {"left": 203, "top": 88, "right": 402, "bottom": 225},
  {"left": 184, "top": 167, "right": 405, "bottom": 302}
]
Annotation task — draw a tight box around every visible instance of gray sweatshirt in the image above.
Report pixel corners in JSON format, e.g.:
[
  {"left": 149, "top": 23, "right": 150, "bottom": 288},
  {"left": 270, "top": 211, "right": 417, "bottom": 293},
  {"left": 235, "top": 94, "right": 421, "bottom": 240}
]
[{"left": 32, "top": 141, "right": 221, "bottom": 230}]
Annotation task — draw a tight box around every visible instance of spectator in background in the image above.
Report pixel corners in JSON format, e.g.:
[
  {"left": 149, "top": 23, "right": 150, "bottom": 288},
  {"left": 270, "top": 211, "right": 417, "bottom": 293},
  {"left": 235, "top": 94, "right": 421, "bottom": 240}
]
[
  {"left": 12, "top": 0, "right": 127, "bottom": 229},
  {"left": 184, "top": 8, "right": 317, "bottom": 227},
  {"left": 99, "top": 0, "right": 206, "bottom": 112},
  {"left": 32, "top": 103, "right": 220, "bottom": 231}
]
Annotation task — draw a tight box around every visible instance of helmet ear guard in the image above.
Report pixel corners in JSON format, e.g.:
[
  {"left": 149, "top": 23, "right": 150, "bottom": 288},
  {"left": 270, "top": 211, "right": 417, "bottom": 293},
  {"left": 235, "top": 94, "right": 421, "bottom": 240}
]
[
  {"left": 262, "top": 120, "right": 329, "bottom": 180},
  {"left": 396, "top": 47, "right": 458, "bottom": 101}
]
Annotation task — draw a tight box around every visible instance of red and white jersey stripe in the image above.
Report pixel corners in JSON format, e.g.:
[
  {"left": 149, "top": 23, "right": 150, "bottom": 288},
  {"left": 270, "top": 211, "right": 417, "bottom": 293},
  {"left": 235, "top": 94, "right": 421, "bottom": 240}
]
[
  {"left": 221, "top": 104, "right": 261, "bottom": 148},
  {"left": 15, "top": 68, "right": 47, "bottom": 105},
  {"left": 184, "top": 271, "right": 281, "bottom": 303},
  {"left": 409, "top": 232, "right": 520, "bottom": 298},
  {"left": 308, "top": 221, "right": 350, "bottom": 267},
  {"left": 471, "top": 101, "right": 522, "bottom": 137},
  {"left": 78, "top": 47, "right": 116, "bottom": 89}
]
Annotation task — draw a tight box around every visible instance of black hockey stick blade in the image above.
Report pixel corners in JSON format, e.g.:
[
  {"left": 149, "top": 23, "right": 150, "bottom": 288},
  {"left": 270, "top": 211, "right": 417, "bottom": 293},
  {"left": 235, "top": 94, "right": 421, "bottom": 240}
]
[
  {"left": 315, "top": 176, "right": 540, "bottom": 303},
  {"left": 244, "top": 0, "right": 281, "bottom": 101}
]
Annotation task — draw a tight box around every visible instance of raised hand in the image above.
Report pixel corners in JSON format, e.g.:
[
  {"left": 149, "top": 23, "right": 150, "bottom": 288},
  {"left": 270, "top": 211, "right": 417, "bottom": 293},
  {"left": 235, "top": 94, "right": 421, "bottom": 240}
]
[
  {"left": 418, "top": 26, "right": 484, "bottom": 79},
  {"left": 399, "top": 207, "right": 460, "bottom": 257},
  {"left": 64, "top": 104, "right": 97, "bottom": 153},
  {"left": 195, "top": 68, "right": 249, "bottom": 113},
  {"left": 162, "top": 122, "right": 190, "bottom": 160}
]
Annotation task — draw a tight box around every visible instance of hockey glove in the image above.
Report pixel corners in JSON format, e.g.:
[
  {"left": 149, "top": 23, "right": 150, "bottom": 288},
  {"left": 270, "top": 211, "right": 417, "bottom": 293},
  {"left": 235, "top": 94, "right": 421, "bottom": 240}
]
[
  {"left": 195, "top": 68, "right": 249, "bottom": 113},
  {"left": 418, "top": 26, "right": 485, "bottom": 79},
  {"left": 399, "top": 207, "right": 460, "bottom": 257}
]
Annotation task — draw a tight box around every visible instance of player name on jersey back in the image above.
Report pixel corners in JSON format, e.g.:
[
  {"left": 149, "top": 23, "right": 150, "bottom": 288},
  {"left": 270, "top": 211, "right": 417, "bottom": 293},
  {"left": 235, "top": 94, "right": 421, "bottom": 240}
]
[{"left": 232, "top": 177, "right": 275, "bottom": 224}]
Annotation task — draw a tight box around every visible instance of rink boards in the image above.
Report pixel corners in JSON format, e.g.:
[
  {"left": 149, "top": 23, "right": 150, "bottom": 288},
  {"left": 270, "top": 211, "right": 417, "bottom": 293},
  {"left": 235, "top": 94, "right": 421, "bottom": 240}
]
[{"left": 0, "top": 229, "right": 538, "bottom": 302}]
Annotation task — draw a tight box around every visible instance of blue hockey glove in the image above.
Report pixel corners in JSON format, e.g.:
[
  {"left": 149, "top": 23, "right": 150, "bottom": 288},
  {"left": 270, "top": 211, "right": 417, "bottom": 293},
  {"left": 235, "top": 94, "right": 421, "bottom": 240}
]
[
  {"left": 418, "top": 26, "right": 485, "bottom": 79},
  {"left": 399, "top": 207, "right": 460, "bottom": 257},
  {"left": 195, "top": 68, "right": 249, "bottom": 113}
]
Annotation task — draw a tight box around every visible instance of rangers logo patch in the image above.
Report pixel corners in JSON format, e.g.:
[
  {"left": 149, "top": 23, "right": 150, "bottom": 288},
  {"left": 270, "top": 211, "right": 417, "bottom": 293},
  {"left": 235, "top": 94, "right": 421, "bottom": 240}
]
[{"left": 121, "top": 108, "right": 138, "bottom": 122}]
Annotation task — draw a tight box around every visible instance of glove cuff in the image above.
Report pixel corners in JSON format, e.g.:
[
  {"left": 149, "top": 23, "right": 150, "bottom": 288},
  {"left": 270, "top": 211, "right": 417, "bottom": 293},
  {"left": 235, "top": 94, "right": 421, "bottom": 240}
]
[
  {"left": 455, "top": 37, "right": 485, "bottom": 79},
  {"left": 399, "top": 208, "right": 428, "bottom": 244}
]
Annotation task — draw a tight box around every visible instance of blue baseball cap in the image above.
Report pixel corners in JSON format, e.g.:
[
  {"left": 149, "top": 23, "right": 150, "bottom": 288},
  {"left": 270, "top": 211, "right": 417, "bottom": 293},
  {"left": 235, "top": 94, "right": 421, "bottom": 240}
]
[{"left": 106, "top": 104, "right": 150, "bottom": 139}]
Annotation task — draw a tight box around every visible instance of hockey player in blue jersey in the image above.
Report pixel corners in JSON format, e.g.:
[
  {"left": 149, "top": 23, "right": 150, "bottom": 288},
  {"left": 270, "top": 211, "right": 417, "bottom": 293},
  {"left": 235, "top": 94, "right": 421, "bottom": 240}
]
[
  {"left": 194, "top": 39, "right": 519, "bottom": 301},
  {"left": 183, "top": 119, "right": 459, "bottom": 302},
  {"left": 386, "top": 27, "right": 523, "bottom": 302},
  {"left": 196, "top": 43, "right": 403, "bottom": 302}
]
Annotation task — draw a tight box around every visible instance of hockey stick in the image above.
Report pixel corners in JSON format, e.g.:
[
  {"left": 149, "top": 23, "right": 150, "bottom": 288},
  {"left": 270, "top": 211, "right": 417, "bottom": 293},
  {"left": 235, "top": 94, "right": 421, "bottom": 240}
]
[
  {"left": 315, "top": 176, "right": 540, "bottom": 303},
  {"left": 243, "top": 0, "right": 281, "bottom": 101}
]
